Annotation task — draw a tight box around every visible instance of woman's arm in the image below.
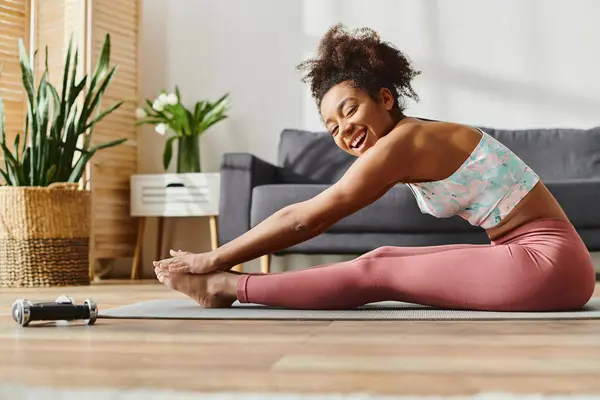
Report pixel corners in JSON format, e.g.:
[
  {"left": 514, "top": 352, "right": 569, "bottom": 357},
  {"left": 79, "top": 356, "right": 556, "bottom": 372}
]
[{"left": 209, "top": 125, "right": 420, "bottom": 270}]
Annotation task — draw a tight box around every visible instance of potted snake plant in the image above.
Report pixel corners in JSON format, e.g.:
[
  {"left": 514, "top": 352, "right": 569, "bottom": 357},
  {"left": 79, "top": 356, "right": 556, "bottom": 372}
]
[{"left": 0, "top": 33, "right": 127, "bottom": 287}]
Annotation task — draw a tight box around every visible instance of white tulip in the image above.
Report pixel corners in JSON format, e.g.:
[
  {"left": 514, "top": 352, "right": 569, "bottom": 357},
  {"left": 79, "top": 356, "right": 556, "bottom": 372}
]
[
  {"left": 135, "top": 108, "right": 146, "bottom": 119},
  {"left": 158, "top": 93, "right": 169, "bottom": 103},
  {"left": 152, "top": 98, "right": 164, "bottom": 112},
  {"left": 155, "top": 123, "right": 168, "bottom": 136},
  {"left": 166, "top": 93, "right": 178, "bottom": 105}
]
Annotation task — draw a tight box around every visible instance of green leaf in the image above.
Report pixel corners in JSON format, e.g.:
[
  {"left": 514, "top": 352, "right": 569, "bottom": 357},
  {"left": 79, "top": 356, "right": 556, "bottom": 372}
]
[
  {"left": 69, "top": 46, "right": 80, "bottom": 102},
  {"left": 35, "top": 77, "right": 51, "bottom": 186},
  {"left": 135, "top": 118, "right": 165, "bottom": 126},
  {"left": 194, "top": 101, "right": 209, "bottom": 125},
  {"left": 17, "top": 39, "right": 35, "bottom": 109},
  {"left": 68, "top": 77, "right": 87, "bottom": 132},
  {"left": 13, "top": 133, "right": 20, "bottom": 163},
  {"left": 200, "top": 114, "right": 228, "bottom": 133},
  {"left": 0, "top": 97, "right": 7, "bottom": 179},
  {"left": 44, "top": 45, "right": 49, "bottom": 76},
  {"left": 70, "top": 44, "right": 79, "bottom": 68},
  {"left": 45, "top": 164, "right": 57, "bottom": 185},
  {"left": 61, "top": 37, "right": 73, "bottom": 103},
  {"left": 193, "top": 101, "right": 203, "bottom": 124},
  {"left": 167, "top": 103, "right": 190, "bottom": 135},
  {"left": 57, "top": 37, "right": 73, "bottom": 140},
  {"left": 22, "top": 147, "right": 31, "bottom": 185},
  {"left": 89, "top": 137, "right": 127, "bottom": 152},
  {"left": 91, "top": 34, "right": 111, "bottom": 89},
  {"left": 57, "top": 111, "right": 78, "bottom": 181},
  {"left": 82, "top": 132, "right": 92, "bottom": 152},
  {"left": 185, "top": 108, "right": 195, "bottom": 135},
  {"left": 84, "top": 100, "right": 124, "bottom": 131},
  {"left": 36, "top": 70, "right": 48, "bottom": 108},
  {"left": 0, "top": 97, "right": 5, "bottom": 145},
  {"left": 80, "top": 34, "right": 110, "bottom": 123},
  {"left": 0, "top": 141, "right": 22, "bottom": 185},
  {"left": 198, "top": 94, "right": 229, "bottom": 133},
  {"left": 22, "top": 113, "right": 28, "bottom": 156},
  {"left": 0, "top": 167, "right": 10, "bottom": 185},
  {"left": 67, "top": 151, "right": 93, "bottom": 183},
  {"left": 46, "top": 83, "right": 61, "bottom": 137},
  {"left": 163, "top": 136, "right": 177, "bottom": 170},
  {"left": 72, "top": 77, "right": 87, "bottom": 104},
  {"left": 212, "top": 92, "right": 230, "bottom": 108},
  {"left": 79, "top": 65, "right": 117, "bottom": 133}
]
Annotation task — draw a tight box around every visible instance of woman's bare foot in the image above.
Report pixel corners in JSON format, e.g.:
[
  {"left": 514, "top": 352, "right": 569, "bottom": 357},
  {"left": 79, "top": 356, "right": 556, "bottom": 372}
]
[{"left": 154, "top": 267, "right": 239, "bottom": 308}]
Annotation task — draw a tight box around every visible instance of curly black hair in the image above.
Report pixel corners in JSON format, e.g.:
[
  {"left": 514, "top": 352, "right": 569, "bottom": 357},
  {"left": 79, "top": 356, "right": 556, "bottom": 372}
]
[{"left": 297, "top": 24, "right": 421, "bottom": 111}]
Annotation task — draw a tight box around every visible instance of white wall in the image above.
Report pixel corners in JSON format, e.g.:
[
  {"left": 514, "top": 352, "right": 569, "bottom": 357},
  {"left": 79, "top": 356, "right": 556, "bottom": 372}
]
[
  {"left": 140, "top": 0, "right": 305, "bottom": 175},
  {"left": 133, "top": 0, "right": 600, "bottom": 278},
  {"left": 300, "top": 0, "right": 600, "bottom": 131}
]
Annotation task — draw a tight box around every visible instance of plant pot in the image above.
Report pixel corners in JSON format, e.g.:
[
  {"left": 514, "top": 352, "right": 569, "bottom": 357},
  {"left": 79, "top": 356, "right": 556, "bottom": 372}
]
[
  {"left": 177, "top": 135, "right": 201, "bottom": 173},
  {"left": 0, "top": 183, "right": 91, "bottom": 287}
]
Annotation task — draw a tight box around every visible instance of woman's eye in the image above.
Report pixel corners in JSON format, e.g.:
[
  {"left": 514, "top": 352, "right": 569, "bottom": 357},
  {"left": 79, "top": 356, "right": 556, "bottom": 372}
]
[
  {"left": 331, "top": 126, "right": 339, "bottom": 135},
  {"left": 346, "top": 106, "right": 357, "bottom": 116}
]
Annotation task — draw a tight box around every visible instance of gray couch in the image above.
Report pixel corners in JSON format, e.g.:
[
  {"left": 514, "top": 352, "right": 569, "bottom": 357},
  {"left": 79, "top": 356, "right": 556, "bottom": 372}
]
[{"left": 218, "top": 125, "right": 600, "bottom": 255}]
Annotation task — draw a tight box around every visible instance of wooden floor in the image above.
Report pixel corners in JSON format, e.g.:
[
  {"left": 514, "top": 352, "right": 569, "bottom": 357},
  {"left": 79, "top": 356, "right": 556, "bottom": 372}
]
[{"left": 1, "top": 281, "right": 599, "bottom": 396}]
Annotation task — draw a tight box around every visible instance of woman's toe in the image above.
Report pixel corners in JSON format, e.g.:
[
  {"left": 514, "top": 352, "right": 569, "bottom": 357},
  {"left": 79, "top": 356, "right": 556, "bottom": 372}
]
[{"left": 156, "top": 269, "right": 170, "bottom": 283}]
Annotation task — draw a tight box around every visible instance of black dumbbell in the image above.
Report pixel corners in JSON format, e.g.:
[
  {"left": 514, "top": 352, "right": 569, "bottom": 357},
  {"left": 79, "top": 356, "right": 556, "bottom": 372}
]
[{"left": 12, "top": 296, "right": 98, "bottom": 327}]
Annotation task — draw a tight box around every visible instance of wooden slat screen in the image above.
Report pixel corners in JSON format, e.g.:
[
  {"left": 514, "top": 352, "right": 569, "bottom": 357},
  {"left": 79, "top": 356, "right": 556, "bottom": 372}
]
[
  {"left": 88, "top": 0, "right": 139, "bottom": 259},
  {"left": 0, "top": 0, "right": 30, "bottom": 165},
  {"left": 34, "top": 0, "right": 85, "bottom": 89},
  {"left": 31, "top": 0, "right": 139, "bottom": 263}
]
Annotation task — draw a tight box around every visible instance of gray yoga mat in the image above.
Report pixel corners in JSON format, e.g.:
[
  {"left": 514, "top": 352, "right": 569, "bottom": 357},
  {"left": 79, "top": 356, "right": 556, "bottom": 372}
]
[{"left": 100, "top": 298, "right": 600, "bottom": 321}]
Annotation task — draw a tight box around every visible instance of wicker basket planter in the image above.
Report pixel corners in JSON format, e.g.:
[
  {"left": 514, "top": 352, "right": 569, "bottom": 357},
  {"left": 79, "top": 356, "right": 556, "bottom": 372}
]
[{"left": 0, "top": 183, "right": 91, "bottom": 287}]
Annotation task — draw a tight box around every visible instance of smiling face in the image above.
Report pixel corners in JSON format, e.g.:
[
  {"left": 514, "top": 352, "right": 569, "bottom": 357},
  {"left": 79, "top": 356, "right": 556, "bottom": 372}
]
[{"left": 320, "top": 81, "right": 398, "bottom": 156}]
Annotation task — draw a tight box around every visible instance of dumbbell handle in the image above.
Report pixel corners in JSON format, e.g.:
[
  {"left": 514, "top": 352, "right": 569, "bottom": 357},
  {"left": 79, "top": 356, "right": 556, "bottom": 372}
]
[
  {"left": 30, "top": 303, "right": 91, "bottom": 320},
  {"left": 12, "top": 299, "right": 97, "bottom": 327}
]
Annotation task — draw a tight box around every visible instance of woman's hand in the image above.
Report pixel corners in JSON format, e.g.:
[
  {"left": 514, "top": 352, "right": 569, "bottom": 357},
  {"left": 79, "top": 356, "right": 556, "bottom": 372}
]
[{"left": 153, "top": 249, "right": 218, "bottom": 274}]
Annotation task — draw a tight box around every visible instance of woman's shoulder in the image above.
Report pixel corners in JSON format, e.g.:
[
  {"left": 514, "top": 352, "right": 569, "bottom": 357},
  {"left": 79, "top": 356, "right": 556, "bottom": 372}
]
[
  {"left": 384, "top": 116, "right": 480, "bottom": 151},
  {"left": 395, "top": 116, "right": 478, "bottom": 135},
  {"left": 380, "top": 116, "right": 485, "bottom": 182}
]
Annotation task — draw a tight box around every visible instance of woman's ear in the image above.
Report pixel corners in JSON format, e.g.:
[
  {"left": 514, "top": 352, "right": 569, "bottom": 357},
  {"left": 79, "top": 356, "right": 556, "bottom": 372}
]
[{"left": 379, "top": 87, "right": 395, "bottom": 110}]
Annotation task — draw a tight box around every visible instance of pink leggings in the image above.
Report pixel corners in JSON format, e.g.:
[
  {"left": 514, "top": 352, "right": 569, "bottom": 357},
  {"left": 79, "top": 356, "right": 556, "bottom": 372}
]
[{"left": 236, "top": 219, "right": 596, "bottom": 311}]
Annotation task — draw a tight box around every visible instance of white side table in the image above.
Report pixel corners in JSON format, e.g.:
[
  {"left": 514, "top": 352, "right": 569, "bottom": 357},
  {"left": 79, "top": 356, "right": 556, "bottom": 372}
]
[{"left": 129, "top": 172, "right": 240, "bottom": 279}]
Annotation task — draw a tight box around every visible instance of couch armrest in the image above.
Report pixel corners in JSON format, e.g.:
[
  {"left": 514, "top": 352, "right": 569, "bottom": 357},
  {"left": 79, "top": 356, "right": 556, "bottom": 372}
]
[{"left": 218, "top": 153, "right": 280, "bottom": 245}]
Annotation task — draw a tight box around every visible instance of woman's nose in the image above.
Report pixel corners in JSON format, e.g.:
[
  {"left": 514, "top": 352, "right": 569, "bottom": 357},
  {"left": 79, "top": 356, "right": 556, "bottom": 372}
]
[{"left": 340, "top": 122, "right": 354, "bottom": 138}]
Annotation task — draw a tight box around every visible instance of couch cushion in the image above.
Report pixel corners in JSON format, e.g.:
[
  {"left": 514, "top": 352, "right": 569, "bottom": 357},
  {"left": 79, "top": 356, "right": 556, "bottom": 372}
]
[
  {"left": 250, "top": 184, "right": 481, "bottom": 233},
  {"left": 545, "top": 179, "right": 600, "bottom": 228},
  {"left": 480, "top": 126, "right": 600, "bottom": 181},
  {"left": 277, "top": 129, "right": 354, "bottom": 184}
]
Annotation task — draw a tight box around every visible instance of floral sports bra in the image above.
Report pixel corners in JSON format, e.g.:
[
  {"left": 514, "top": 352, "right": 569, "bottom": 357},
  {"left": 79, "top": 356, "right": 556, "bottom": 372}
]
[{"left": 406, "top": 128, "right": 540, "bottom": 229}]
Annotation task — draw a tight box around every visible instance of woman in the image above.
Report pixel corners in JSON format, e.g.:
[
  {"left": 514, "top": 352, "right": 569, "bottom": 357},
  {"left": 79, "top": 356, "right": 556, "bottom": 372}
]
[{"left": 154, "top": 24, "right": 595, "bottom": 311}]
